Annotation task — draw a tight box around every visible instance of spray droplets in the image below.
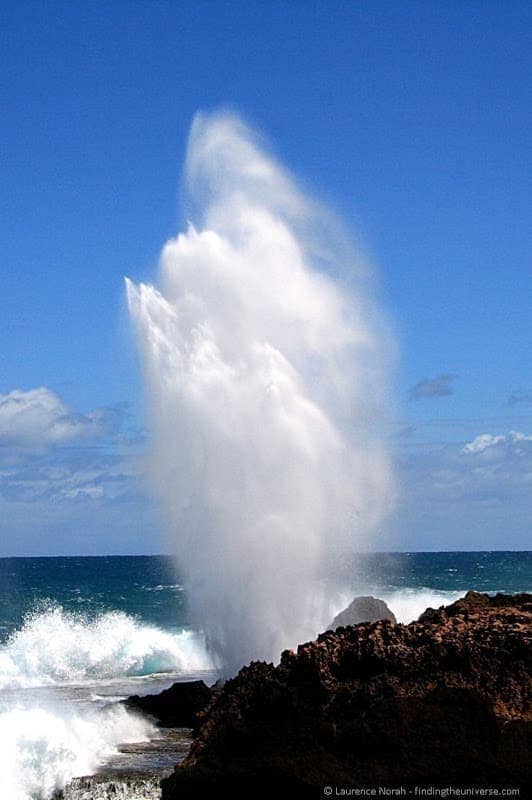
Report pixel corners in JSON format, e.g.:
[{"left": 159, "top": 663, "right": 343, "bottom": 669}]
[{"left": 127, "top": 112, "right": 394, "bottom": 673}]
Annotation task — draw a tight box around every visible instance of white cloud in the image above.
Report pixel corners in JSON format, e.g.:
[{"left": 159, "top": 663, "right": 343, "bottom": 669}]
[
  {"left": 0, "top": 388, "right": 121, "bottom": 449},
  {"left": 0, "top": 442, "right": 159, "bottom": 555},
  {"left": 0, "top": 388, "right": 138, "bottom": 504},
  {"left": 0, "top": 389, "right": 157, "bottom": 554},
  {"left": 395, "top": 429, "right": 532, "bottom": 549},
  {"left": 461, "top": 433, "right": 506, "bottom": 454},
  {"left": 0, "top": 437, "right": 143, "bottom": 505},
  {"left": 462, "top": 430, "right": 532, "bottom": 455}
]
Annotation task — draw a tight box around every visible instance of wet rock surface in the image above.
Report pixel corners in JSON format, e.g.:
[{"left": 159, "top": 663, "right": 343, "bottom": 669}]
[
  {"left": 55, "top": 729, "right": 192, "bottom": 800},
  {"left": 54, "top": 773, "right": 164, "bottom": 800},
  {"left": 124, "top": 680, "right": 212, "bottom": 729},
  {"left": 162, "top": 592, "right": 532, "bottom": 797}
]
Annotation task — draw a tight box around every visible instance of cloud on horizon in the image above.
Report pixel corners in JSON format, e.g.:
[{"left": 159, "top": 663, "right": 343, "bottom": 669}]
[
  {"left": 0, "top": 387, "right": 126, "bottom": 451},
  {"left": 409, "top": 373, "right": 457, "bottom": 401},
  {"left": 396, "top": 428, "right": 532, "bottom": 549},
  {"left": 0, "top": 387, "right": 138, "bottom": 502},
  {"left": 1, "top": 386, "right": 530, "bottom": 553},
  {"left": 0, "top": 387, "right": 158, "bottom": 555}
]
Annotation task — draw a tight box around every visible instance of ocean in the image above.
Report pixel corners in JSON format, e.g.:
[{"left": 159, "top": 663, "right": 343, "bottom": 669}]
[{"left": 0, "top": 552, "right": 530, "bottom": 799}]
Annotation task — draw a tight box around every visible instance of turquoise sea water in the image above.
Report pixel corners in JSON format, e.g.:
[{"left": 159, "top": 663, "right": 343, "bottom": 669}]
[
  {"left": 1, "top": 551, "right": 530, "bottom": 641},
  {"left": 0, "top": 552, "right": 529, "bottom": 799}
]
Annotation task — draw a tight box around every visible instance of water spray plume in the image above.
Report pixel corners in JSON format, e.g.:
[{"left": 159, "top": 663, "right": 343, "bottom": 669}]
[{"left": 127, "top": 111, "right": 394, "bottom": 673}]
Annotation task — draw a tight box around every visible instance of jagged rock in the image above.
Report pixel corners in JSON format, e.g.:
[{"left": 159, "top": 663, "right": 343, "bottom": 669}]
[
  {"left": 54, "top": 773, "right": 163, "bottom": 799},
  {"left": 418, "top": 589, "right": 532, "bottom": 622},
  {"left": 329, "top": 594, "right": 396, "bottom": 628},
  {"left": 162, "top": 593, "right": 532, "bottom": 797},
  {"left": 125, "top": 680, "right": 212, "bottom": 729}
]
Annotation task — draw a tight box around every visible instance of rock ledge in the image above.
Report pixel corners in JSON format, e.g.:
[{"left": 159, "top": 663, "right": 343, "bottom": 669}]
[{"left": 162, "top": 592, "right": 531, "bottom": 797}]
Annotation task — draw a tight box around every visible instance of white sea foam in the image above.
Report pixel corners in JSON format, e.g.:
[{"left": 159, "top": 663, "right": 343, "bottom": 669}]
[
  {"left": 383, "top": 587, "right": 530, "bottom": 624},
  {"left": 0, "top": 701, "right": 154, "bottom": 800},
  {"left": 327, "top": 587, "right": 465, "bottom": 629},
  {"left": 0, "top": 605, "right": 213, "bottom": 690},
  {"left": 379, "top": 588, "right": 465, "bottom": 623}
]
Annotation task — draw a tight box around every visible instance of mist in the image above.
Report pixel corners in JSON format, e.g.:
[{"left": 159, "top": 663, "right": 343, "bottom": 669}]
[{"left": 127, "top": 111, "right": 394, "bottom": 672}]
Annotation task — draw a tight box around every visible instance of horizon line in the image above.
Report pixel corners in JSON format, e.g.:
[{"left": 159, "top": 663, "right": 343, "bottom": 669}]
[{"left": 0, "top": 549, "right": 530, "bottom": 559}]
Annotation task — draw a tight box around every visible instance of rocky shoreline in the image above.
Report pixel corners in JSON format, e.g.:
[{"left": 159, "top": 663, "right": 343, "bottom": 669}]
[
  {"left": 54, "top": 773, "right": 165, "bottom": 800},
  {"left": 62, "top": 592, "right": 532, "bottom": 798},
  {"left": 53, "top": 728, "right": 193, "bottom": 800}
]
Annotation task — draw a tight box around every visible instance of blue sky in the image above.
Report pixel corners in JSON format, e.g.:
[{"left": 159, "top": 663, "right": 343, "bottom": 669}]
[{"left": 1, "top": 1, "right": 531, "bottom": 554}]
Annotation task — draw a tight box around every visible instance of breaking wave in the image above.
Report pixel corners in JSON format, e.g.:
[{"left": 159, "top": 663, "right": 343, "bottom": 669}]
[
  {"left": 0, "top": 604, "right": 213, "bottom": 690},
  {"left": 379, "top": 588, "right": 465, "bottom": 623},
  {"left": 0, "top": 701, "right": 154, "bottom": 800}
]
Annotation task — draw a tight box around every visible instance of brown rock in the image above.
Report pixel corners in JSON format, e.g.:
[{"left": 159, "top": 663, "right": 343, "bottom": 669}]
[{"left": 162, "top": 592, "right": 532, "bottom": 797}]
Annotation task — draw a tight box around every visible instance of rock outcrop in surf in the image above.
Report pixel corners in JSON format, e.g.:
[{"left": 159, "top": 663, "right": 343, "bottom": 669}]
[
  {"left": 329, "top": 594, "right": 396, "bottom": 628},
  {"left": 161, "top": 592, "right": 532, "bottom": 797},
  {"left": 125, "top": 680, "right": 212, "bottom": 730}
]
